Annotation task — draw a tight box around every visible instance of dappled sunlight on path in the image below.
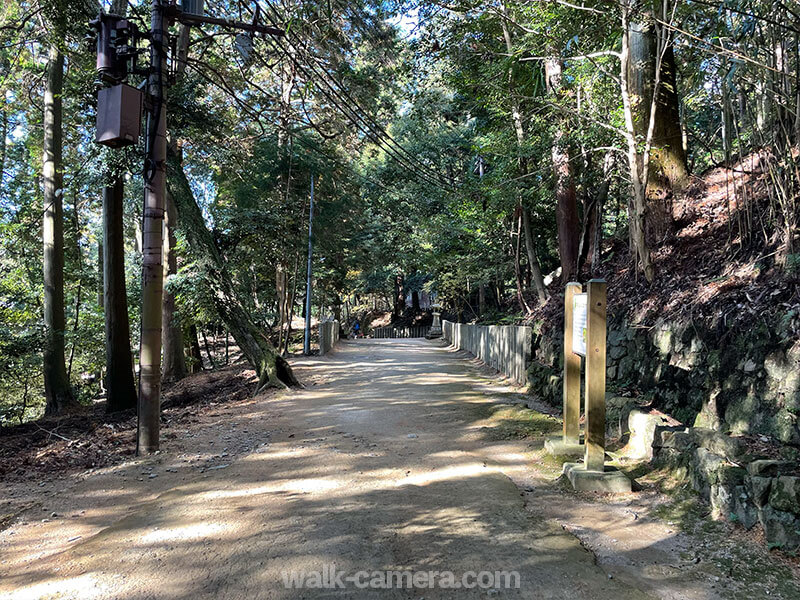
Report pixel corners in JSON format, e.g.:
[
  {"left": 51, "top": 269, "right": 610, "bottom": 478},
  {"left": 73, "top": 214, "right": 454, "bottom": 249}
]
[{"left": 0, "top": 339, "right": 652, "bottom": 599}]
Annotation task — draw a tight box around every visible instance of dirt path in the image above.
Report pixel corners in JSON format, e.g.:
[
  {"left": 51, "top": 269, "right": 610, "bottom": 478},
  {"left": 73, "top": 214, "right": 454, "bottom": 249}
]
[{"left": 0, "top": 339, "right": 791, "bottom": 599}]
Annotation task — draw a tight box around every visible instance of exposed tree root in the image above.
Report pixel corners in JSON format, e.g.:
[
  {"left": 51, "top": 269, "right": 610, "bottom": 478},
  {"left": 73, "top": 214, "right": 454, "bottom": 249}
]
[{"left": 253, "top": 354, "right": 300, "bottom": 396}]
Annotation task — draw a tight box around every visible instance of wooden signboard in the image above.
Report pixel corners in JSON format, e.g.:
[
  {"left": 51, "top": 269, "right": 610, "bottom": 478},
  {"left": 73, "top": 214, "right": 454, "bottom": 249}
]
[
  {"left": 572, "top": 293, "right": 587, "bottom": 357},
  {"left": 555, "top": 280, "right": 609, "bottom": 474},
  {"left": 557, "top": 280, "right": 629, "bottom": 490}
]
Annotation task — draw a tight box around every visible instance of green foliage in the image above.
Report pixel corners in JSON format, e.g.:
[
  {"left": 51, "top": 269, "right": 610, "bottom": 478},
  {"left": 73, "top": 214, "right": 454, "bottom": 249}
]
[
  {"left": 0, "top": 327, "right": 43, "bottom": 424},
  {"left": 1, "top": 0, "right": 798, "bottom": 423},
  {"left": 785, "top": 254, "right": 800, "bottom": 275}
]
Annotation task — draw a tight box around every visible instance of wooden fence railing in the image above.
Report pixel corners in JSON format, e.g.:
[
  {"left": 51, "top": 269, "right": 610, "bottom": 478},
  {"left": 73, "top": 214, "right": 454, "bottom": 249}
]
[{"left": 373, "top": 325, "right": 431, "bottom": 339}]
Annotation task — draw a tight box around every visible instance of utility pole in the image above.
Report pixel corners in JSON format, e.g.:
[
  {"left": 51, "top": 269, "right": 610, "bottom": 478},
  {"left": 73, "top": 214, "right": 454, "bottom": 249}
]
[
  {"left": 92, "top": 1, "right": 286, "bottom": 454},
  {"left": 136, "top": 0, "right": 169, "bottom": 454},
  {"left": 477, "top": 154, "right": 486, "bottom": 314},
  {"left": 303, "top": 174, "right": 314, "bottom": 355}
]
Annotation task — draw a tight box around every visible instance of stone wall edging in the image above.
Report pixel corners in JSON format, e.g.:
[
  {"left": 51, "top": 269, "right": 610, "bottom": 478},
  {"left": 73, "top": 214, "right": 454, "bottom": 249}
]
[
  {"left": 526, "top": 315, "right": 800, "bottom": 445},
  {"left": 442, "top": 320, "right": 532, "bottom": 384},
  {"left": 319, "top": 320, "right": 340, "bottom": 355}
]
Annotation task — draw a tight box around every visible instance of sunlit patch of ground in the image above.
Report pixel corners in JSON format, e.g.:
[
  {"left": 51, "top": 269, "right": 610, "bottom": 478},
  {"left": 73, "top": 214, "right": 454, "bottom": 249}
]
[{"left": 468, "top": 402, "right": 561, "bottom": 441}]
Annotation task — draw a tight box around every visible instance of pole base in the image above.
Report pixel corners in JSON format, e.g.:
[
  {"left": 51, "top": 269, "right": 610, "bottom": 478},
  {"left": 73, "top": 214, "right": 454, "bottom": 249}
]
[
  {"left": 544, "top": 437, "right": 584, "bottom": 457},
  {"left": 562, "top": 462, "right": 632, "bottom": 493}
]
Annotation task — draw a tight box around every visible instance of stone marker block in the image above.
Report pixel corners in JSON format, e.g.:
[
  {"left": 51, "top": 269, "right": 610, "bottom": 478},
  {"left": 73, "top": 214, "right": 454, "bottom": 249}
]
[
  {"left": 621, "top": 409, "right": 668, "bottom": 460},
  {"left": 544, "top": 437, "right": 584, "bottom": 457},
  {"left": 562, "top": 462, "right": 632, "bottom": 493}
]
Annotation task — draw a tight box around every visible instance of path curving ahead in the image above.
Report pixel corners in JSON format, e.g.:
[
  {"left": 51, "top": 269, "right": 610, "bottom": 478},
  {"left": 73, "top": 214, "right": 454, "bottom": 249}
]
[{"left": 1, "top": 339, "right": 653, "bottom": 599}]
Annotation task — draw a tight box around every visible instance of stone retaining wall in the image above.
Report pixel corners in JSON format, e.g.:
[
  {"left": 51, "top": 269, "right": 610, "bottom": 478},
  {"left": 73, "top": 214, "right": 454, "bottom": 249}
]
[
  {"left": 442, "top": 320, "right": 532, "bottom": 384},
  {"left": 649, "top": 423, "right": 800, "bottom": 551},
  {"left": 527, "top": 316, "right": 800, "bottom": 445},
  {"left": 319, "top": 320, "right": 340, "bottom": 355},
  {"left": 523, "top": 302, "right": 799, "bottom": 551}
]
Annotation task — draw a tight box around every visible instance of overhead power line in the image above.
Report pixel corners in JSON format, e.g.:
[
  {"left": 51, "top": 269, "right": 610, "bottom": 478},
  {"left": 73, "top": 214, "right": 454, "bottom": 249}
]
[
  {"left": 191, "top": 1, "right": 456, "bottom": 192},
  {"left": 243, "top": 40, "right": 452, "bottom": 191},
  {"left": 255, "top": 0, "right": 458, "bottom": 190}
]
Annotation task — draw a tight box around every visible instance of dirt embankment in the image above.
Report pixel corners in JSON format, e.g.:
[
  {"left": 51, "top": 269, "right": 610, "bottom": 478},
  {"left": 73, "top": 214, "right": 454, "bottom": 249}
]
[
  {"left": 0, "top": 363, "right": 258, "bottom": 484},
  {"left": 529, "top": 151, "right": 799, "bottom": 337}
]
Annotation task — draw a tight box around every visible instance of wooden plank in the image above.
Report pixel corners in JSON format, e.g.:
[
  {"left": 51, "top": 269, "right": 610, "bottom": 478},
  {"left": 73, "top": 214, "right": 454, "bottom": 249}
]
[
  {"left": 563, "top": 282, "right": 582, "bottom": 445},
  {"left": 584, "top": 279, "right": 607, "bottom": 473}
]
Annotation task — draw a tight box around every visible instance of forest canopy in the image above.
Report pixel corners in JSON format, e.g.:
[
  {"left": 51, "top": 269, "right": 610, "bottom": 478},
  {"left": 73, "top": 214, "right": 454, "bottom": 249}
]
[{"left": 1, "top": 0, "right": 798, "bottom": 427}]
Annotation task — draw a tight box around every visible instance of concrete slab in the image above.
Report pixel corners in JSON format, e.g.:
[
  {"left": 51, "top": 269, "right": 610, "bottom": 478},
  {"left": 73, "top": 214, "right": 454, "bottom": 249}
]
[
  {"left": 544, "top": 437, "right": 584, "bottom": 457},
  {"left": 562, "top": 462, "right": 632, "bottom": 493}
]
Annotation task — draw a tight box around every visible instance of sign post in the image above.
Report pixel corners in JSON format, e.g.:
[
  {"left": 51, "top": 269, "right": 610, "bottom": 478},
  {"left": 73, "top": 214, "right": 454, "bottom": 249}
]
[
  {"left": 560, "top": 278, "right": 631, "bottom": 492},
  {"left": 563, "top": 283, "right": 582, "bottom": 445},
  {"left": 545, "top": 282, "right": 585, "bottom": 457},
  {"left": 584, "top": 279, "right": 607, "bottom": 472}
]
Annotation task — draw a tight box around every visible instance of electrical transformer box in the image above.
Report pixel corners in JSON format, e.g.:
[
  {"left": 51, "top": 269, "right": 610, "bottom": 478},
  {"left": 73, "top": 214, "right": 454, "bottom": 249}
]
[
  {"left": 96, "top": 83, "right": 142, "bottom": 148},
  {"left": 181, "top": 0, "right": 204, "bottom": 16}
]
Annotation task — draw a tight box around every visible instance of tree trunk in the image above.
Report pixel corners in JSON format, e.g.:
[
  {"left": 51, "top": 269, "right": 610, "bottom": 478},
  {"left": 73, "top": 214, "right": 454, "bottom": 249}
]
[
  {"left": 545, "top": 56, "right": 580, "bottom": 281},
  {"left": 188, "top": 323, "right": 203, "bottom": 373},
  {"left": 521, "top": 207, "right": 549, "bottom": 303},
  {"left": 166, "top": 150, "right": 298, "bottom": 390},
  {"left": 161, "top": 6, "right": 190, "bottom": 385},
  {"left": 621, "top": 6, "right": 655, "bottom": 282},
  {"left": 500, "top": 7, "right": 549, "bottom": 303},
  {"left": 277, "top": 48, "right": 296, "bottom": 146},
  {"left": 578, "top": 152, "right": 613, "bottom": 275},
  {"left": 393, "top": 273, "right": 405, "bottom": 316},
  {"left": 513, "top": 213, "right": 532, "bottom": 314},
  {"left": 578, "top": 195, "right": 597, "bottom": 275},
  {"left": 626, "top": 5, "right": 689, "bottom": 243},
  {"left": 66, "top": 199, "right": 83, "bottom": 381},
  {"left": 283, "top": 253, "right": 300, "bottom": 355},
  {"left": 411, "top": 289, "right": 420, "bottom": 311},
  {"left": 332, "top": 296, "right": 342, "bottom": 323},
  {"left": 275, "top": 261, "right": 288, "bottom": 351},
  {"left": 162, "top": 191, "right": 187, "bottom": 382},
  {"left": 103, "top": 176, "right": 137, "bottom": 412},
  {"left": 201, "top": 326, "right": 216, "bottom": 369},
  {"left": 42, "top": 45, "right": 76, "bottom": 415},
  {"left": 98, "top": 2, "right": 137, "bottom": 411},
  {"left": 772, "top": 34, "right": 790, "bottom": 146}
]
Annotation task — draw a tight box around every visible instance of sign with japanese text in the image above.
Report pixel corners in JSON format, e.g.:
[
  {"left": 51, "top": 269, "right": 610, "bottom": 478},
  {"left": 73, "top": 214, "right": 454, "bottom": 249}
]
[{"left": 572, "top": 293, "right": 587, "bottom": 356}]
